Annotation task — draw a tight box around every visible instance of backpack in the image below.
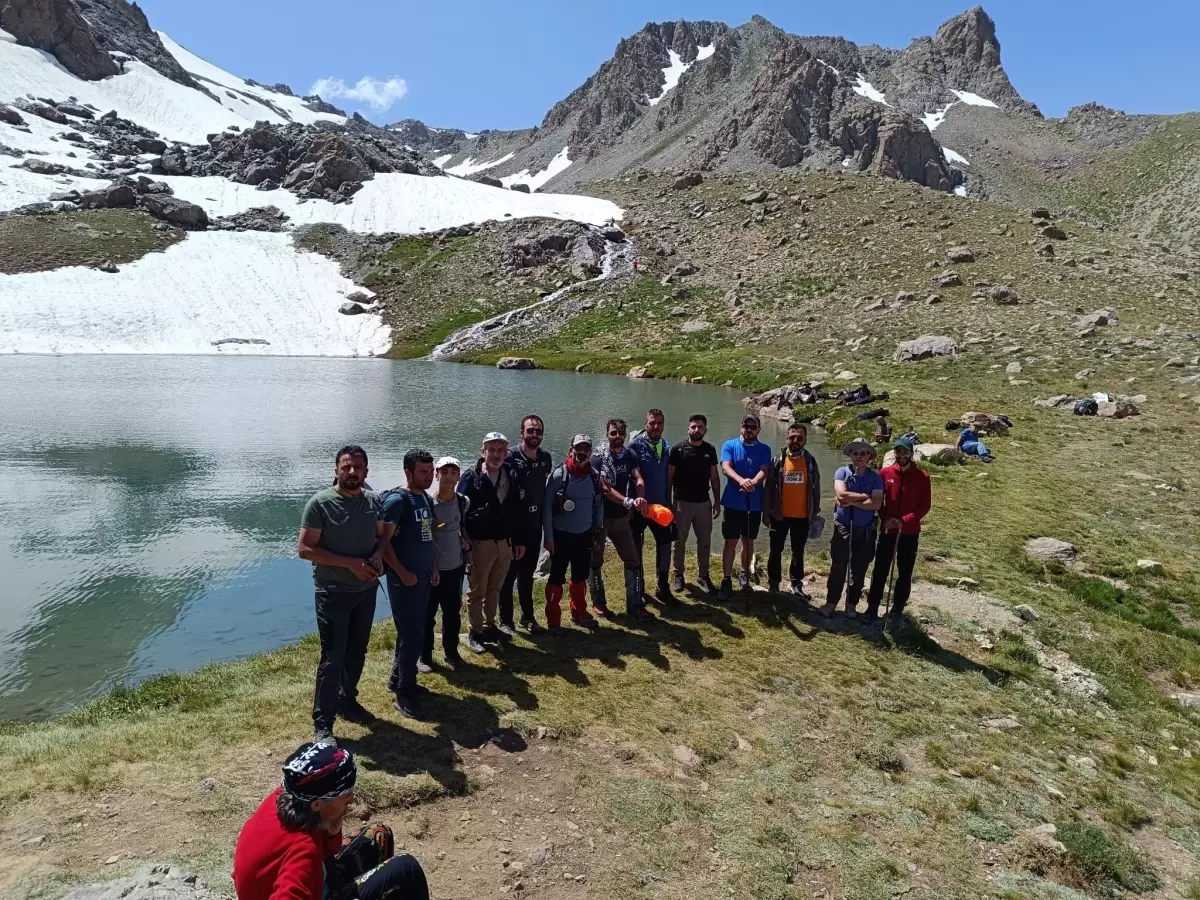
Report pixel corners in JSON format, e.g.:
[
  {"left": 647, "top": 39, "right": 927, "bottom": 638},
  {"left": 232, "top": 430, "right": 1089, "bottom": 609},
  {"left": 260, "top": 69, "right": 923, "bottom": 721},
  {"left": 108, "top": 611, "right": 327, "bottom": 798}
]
[
  {"left": 1073, "top": 398, "right": 1098, "bottom": 416},
  {"left": 379, "top": 487, "right": 462, "bottom": 527},
  {"left": 551, "top": 464, "right": 600, "bottom": 517}
]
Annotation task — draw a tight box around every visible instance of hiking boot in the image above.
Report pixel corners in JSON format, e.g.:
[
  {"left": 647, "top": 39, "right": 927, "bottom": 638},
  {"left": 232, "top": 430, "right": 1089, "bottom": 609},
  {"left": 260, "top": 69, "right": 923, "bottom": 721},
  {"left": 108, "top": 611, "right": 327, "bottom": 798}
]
[
  {"left": 737, "top": 570, "right": 750, "bottom": 592},
  {"left": 629, "top": 607, "right": 657, "bottom": 623},
  {"left": 443, "top": 650, "right": 465, "bottom": 668},
  {"left": 416, "top": 659, "right": 433, "bottom": 675},
  {"left": 392, "top": 693, "right": 424, "bottom": 720},
  {"left": 591, "top": 604, "right": 610, "bottom": 619},
  {"left": 768, "top": 581, "right": 780, "bottom": 595},
  {"left": 495, "top": 623, "right": 517, "bottom": 641},
  {"left": 859, "top": 610, "right": 879, "bottom": 627},
  {"left": 718, "top": 576, "right": 733, "bottom": 603},
  {"left": 519, "top": 618, "right": 546, "bottom": 635},
  {"left": 464, "top": 631, "right": 487, "bottom": 654},
  {"left": 885, "top": 612, "right": 906, "bottom": 633},
  {"left": 547, "top": 624, "right": 564, "bottom": 635},
  {"left": 656, "top": 578, "right": 681, "bottom": 607},
  {"left": 313, "top": 726, "right": 337, "bottom": 747},
  {"left": 671, "top": 574, "right": 685, "bottom": 593},
  {"left": 817, "top": 602, "right": 837, "bottom": 618},
  {"left": 845, "top": 606, "right": 858, "bottom": 620},
  {"left": 571, "top": 612, "right": 599, "bottom": 630},
  {"left": 337, "top": 699, "right": 375, "bottom": 726}
]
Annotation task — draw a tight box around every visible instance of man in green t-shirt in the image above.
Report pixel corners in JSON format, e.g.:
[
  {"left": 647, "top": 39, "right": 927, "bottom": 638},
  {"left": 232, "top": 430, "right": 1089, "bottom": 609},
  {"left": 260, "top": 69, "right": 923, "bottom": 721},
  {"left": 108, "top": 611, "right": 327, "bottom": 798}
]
[{"left": 298, "top": 445, "right": 386, "bottom": 747}]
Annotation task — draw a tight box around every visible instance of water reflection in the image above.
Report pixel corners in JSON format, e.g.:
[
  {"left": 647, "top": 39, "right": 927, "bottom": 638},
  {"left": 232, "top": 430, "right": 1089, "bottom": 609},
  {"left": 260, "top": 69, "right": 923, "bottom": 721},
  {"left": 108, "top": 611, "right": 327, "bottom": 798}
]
[{"left": 0, "top": 356, "right": 836, "bottom": 720}]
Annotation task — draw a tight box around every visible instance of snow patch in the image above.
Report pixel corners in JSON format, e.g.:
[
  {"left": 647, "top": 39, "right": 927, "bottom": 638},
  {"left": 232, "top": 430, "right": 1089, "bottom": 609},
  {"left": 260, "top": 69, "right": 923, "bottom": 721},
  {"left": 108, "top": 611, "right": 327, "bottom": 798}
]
[
  {"left": 942, "top": 147, "right": 970, "bottom": 166},
  {"left": 816, "top": 58, "right": 841, "bottom": 76},
  {"left": 463, "top": 132, "right": 479, "bottom": 140},
  {"left": 950, "top": 90, "right": 999, "bottom": 109},
  {"left": 852, "top": 75, "right": 890, "bottom": 107},
  {"left": 500, "top": 146, "right": 572, "bottom": 192},
  {"left": 431, "top": 153, "right": 453, "bottom": 169},
  {"left": 841, "top": 157, "right": 851, "bottom": 168},
  {"left": 921, "top": 103, "right": 955, "bottom": 132},
  {"left": 954, "top": 185, "right": 968, "bottom": 197},
  {"left": 445, "top": 152, "right": 514, "bottom": 177},
  {"left": 0, "top": 232, "right": 390, "bottom": 356},
  {"left": 647, "top": 45, "right": 714, "bottom": 106},
  {"left": 159, "top": 169, "right": 620, "bottom": 232}
]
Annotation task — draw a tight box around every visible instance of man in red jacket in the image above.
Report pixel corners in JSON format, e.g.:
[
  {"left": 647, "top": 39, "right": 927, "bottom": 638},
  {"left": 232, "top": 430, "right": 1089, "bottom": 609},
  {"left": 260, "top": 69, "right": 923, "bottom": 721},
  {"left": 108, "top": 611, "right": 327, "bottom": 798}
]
[
  {"left": 233, "top": 742, "right": 428, "bottom": 900},
  {"left": 864, "top": 438, "right": 931, "bottom": 629}
]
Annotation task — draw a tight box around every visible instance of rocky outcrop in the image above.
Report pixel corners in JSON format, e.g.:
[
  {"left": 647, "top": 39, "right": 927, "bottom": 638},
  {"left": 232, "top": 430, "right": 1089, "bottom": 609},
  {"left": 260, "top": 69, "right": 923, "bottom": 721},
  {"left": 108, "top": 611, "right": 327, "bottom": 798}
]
[
  {"left": 388, "top": 119, "right": 473, "bottom": 153},
  {"left": 842, "top": 108, "right": 955, "bottom": 191},
  {"left": 140, "top": 193, "right": 208, "bottom": 229},
  {"left": 62, "top": 865, "right": 218, "bottom": 900},
  {"left": 178, "top": 118, "right": 442, "bottom": 203},
  {"left": 0, "top": 0, "right": 120, "bottom": 80},
  {"left": 926, "top": 6, "right": 1039, "bottom": 116},
  {"left": 497, "top": 357, "right": 536, "bottom": 370},
  {"left": 503, "top": 222, "right": 610, "bottom": 278},
  {"left": 72, "top": 0, "right": 198, "bottom": 87},
  {"left": 895, "top": 335, "right": 956, "bottom": 362}
]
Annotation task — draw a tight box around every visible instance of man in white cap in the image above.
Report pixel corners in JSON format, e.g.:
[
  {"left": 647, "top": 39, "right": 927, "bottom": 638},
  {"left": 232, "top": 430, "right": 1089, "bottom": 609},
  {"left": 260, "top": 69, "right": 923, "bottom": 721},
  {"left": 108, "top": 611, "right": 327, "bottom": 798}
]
[
  {"left": 821, "top": 437, "right": 884, "bottom": 618},
  {"left": 457, "top": 432, "right": 525, "bottom": 652},
  {"left": 425, "top": 457, "right": 469, "bottom": 669}
]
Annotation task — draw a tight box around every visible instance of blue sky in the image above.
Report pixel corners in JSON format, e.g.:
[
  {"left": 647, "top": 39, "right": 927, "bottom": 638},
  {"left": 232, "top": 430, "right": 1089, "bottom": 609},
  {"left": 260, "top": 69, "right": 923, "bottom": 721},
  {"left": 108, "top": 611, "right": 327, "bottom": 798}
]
[{"left": 139, "top": 0, "right": 1198, "bottom": 129}]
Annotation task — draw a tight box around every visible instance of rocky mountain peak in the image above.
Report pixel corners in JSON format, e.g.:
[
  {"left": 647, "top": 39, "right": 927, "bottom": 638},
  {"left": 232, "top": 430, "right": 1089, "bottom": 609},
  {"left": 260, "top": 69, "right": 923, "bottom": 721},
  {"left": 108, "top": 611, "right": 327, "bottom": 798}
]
[{"left": 930, "top": 5, "right": 1039, "bottom": 116}]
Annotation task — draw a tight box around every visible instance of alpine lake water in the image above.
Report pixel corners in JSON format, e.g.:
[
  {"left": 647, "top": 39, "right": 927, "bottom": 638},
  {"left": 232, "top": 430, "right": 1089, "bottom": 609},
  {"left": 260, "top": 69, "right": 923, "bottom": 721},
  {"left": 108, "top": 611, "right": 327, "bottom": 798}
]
[{"left": 0, "top": 356, "right": 839, "bottom": 721}]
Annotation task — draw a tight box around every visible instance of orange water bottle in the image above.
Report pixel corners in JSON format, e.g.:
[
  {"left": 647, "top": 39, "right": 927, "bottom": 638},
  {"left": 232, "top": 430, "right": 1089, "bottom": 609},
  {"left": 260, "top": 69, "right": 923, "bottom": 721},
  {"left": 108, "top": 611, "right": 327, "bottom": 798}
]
[{"left": 646, "top": 504, "right": 674, "bottom": 527}]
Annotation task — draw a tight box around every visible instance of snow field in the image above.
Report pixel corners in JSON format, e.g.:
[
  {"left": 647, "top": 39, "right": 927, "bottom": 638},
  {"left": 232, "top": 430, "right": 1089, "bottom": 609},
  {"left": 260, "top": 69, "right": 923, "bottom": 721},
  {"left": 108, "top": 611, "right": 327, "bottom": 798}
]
[
  {"left": 444, "top": 152, "right": 514, "bottom": 176},
  {"left": 950, "top": 90, "right": 999, "bottom": 108},
  {"left": 0, "top": 231, "right": 390, "bottom": 356},
  {"left": 853, "top": 75, "right": 890, "bottom": 107},
  {"left": 500, "top": 146, "right": 574, "bottom": 192},
  {"left": 942, "top": 147, "right": 970, "bottom": 166}
]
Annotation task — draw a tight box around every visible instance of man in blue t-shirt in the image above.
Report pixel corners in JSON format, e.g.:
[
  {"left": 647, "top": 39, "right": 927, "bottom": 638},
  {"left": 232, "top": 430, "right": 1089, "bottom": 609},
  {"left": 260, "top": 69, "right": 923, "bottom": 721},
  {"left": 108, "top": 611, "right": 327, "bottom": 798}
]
[
  {"left": 821, "top": 438, "right": 885, "bottom": 619},
  {"left": 382, "top": 448, "right": 437, "bottom": 720},
  {"left": 718, "top": 414, "right": 773, "bottom": 601}
]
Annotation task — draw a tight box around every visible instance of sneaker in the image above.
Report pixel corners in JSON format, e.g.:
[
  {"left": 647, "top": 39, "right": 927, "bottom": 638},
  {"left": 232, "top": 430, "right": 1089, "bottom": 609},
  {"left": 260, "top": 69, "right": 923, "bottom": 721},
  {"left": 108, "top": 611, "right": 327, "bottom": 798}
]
[
  {"left": 592, "top": 605, "right": 610, "bottom": 619},
  {"left": 697, "top": 575, "right": 715, "bottom": 594},
  {"left": 416, "top": 659, "right": 433, "bottom": 675},
  {"left": 718, "top": 577, "right": 732, "bottom": 603},
  {"left": 495, "top": 623, "right": 517, "bottom": 641},
  {"left": 737, "top": 570, "right": 750, "bottom": 592},
  {"left": 392, "top": 694, "right": 423, "bottom": 720},
  {"left": 671, "top": 574, "right": 685, "bottom": 593},
  {"left": 791, "top": 581, "right": 809, "bottom": 603},
  {"left": 480, "top": 624, "right": 510, "bottom": 644},
  {"left": 629, "top": 607, "right": 657, "bottom": 622},
  {"left": 519, "top": 618, "right": 547, "bottom": 635},
  {"left": 464, "top": 631, "right": 487, "bottom": 654},
  {"left": 768, "top": 581, "right": 780, "bottom": 595},
  {"left": 313, "top": 726, "right": 337, "bottom": 747},
  {"left": 337, "top": 699, "right": 375, "bottom": 726}
]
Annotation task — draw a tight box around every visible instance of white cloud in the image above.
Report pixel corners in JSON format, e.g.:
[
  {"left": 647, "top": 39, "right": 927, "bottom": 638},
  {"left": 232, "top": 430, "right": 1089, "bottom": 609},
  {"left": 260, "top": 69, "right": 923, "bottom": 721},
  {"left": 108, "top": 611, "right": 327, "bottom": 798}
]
[{"left": 309, "top": 75, "right": 408, "bottom": 112}]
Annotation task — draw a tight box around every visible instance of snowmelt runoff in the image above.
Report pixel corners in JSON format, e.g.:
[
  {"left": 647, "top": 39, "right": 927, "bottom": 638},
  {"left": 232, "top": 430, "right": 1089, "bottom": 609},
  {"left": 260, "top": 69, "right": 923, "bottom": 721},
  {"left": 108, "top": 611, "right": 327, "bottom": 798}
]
[{"left": 0, "top": 27, "right": 623, "bottom": 357}]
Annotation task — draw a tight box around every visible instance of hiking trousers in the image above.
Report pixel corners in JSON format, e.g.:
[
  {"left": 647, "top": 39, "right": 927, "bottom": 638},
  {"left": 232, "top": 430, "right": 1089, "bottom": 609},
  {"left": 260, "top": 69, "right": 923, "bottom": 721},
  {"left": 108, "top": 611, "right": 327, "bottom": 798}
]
[
  {"left": 328, "top": 825, "right": 429, "bottom": 900},
  {"left": 425, "top": 565, "right": 464, "bottom": 661},
  {"left": 385, "top": 572, "right": 431, "bottom": 697},
  {"left": 672, "top": 500, "right": 714, "bottom": 580},
  {"left": 767, "top": 516, "right": 809, "bottom": 587},
  {"left": 866, "top": 532, "right": 920, "bottom": 616},
  {"left": 548, "top": 529, "right": 594, "bottom": 586},
  {"left": 467, "top": 539, "right": 512, "bottom": 631},
  {"left": 312, "top": 582, "right": 377, "bottom": 732},
  {"left": 631, "top": 514, "right": 674, "bottom": 581},
  {"left": 590, "top": 513, "right": 643, "bottom": 612},
  {"left": 500, "top": 533, "right": 539, "bottom": 626},
  {"left": 826, "top": 522, "right": 876, "bottom": 611}
]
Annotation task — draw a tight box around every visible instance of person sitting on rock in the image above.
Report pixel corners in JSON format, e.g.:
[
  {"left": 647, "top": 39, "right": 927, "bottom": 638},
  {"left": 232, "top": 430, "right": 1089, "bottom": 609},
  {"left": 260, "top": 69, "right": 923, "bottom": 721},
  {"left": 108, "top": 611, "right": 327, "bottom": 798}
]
[
  {"left": 233, "top": 742, "right": 429, "bottom": 900},
  {"left": 873, "top": 415, "right": 893, "bottom": 444},
  {"left": 956, "top": 423, "right": 994, "bottom": 461}
]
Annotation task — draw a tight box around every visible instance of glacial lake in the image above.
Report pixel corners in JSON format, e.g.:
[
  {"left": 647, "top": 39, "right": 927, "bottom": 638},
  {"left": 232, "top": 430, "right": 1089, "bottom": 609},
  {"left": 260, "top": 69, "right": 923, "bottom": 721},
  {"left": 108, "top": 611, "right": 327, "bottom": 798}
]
[{"left": 0, "top": 356, "right": 838, "bottom": 721}]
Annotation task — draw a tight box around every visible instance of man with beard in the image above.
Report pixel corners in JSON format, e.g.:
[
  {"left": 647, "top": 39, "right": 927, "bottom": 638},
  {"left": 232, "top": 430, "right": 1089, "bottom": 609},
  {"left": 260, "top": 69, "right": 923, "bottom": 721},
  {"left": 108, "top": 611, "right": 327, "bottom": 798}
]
[
  {"left": 501, "top": 414, "right": 552, "bottom": 634},
  {"left": 718, "top": 415, "right": 772, "bottom": 602},
  {"left": 668, "top": 414, "right": 721, "bottom": 593},
  {"left": 381, "top": 449, "right": 436, "bottom": 720},
  {"left": 821, "top": 438, "right": 884, "bottom": 618},
  {"left": 763, "top": 423, "right": 823, "bottom": 601},
  {"left": 590, "top": 418, "right": 653, "bottom": 621},
  {"left": 458, "top": 433, "right": 525, "bottom": 652},
  {"left": 629, "top": 409, "right": 679, "bottom": 607},
  {"left": 542, "top": 434, "right": 604, "bottom": 631},
  {"left": 298, "top": 445, "right": 386, "bottom": 747},
  {"left": 863, "top": 438, "right": 931, "bottom": 629}
]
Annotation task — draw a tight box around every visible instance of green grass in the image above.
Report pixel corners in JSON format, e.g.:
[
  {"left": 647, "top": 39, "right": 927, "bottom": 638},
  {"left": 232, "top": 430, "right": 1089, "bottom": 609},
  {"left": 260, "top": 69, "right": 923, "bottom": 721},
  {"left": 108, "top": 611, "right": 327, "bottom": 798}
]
[
  {"left": 1055, "top": 822, "right": 1160, "bottom": 894},
  {"left": 0, "top": 209, "right": 182, "bottom": 273}
]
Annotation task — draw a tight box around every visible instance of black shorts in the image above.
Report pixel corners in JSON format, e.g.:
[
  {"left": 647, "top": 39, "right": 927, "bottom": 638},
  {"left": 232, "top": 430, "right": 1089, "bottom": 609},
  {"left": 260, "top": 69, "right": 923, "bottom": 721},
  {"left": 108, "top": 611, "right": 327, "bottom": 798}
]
[{"left": 722, "top": 508, "right": 762, "bottom": 540}]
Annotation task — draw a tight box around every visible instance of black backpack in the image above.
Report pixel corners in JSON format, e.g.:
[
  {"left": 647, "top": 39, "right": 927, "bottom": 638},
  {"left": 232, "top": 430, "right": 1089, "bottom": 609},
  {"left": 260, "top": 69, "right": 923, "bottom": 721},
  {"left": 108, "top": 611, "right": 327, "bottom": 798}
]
[{"left": 1073, "top": 398, "right": 1098, "bottom": 416}]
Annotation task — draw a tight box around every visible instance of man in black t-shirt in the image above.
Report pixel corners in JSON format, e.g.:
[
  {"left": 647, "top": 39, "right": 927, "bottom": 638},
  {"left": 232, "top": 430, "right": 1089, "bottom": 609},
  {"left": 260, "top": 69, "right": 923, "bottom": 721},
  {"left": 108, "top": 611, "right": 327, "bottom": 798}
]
[
  {"left": 501, "top": 414, "right": 553, "bottom": 634},
  {"left": 667, "top": 414, "right": 721, "bottom": 592}
]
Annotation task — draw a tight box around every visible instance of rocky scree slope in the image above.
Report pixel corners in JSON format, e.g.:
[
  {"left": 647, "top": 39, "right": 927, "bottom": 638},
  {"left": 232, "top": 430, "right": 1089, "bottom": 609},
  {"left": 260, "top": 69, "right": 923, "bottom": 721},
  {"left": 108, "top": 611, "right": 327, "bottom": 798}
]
[{"left": 416, "top": 7, "right": 1036, "bottom": 194}]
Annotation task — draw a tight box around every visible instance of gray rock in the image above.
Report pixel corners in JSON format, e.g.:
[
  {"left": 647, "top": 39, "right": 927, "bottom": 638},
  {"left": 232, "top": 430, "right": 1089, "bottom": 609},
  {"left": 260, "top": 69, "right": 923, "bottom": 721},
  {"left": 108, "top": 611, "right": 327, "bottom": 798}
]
[
  {"left": 741, "top": 189, "right": 769, "bottom": 204},
  {"left": 60, "top": 865, "right": 217, "bottom": 900},
  {"left": 510, "top": 183, "right": 531, "bottom": 193},
  {"left": 338, "top": 302, "right": 368, "bottom": 316},
  {"left": 473, "top": 174, "right": 503, "bottom": 188},
  {"left": 1076, "top": 308, "right": 1117, "bottom": 328},
  {"left": 1024, "top": 537, "right": 1077, "bottom": 565},
  {"left": 946, "top": 246, "right": 975, "bottom": 263},
  {"left": 1097, "top": 400, "right": 1138, "bottom": 418},
  {"left": 894, "top": 334, "right": 956, "bottom": 363},
  {"left": 673, "top": 172, "right": 703, "bottom": 189},
  {"left": 671, "top": 261, "right": 698, "bottom": 277},
  {"left": 1173, "top": 691, "right": 1200, "bottom": 710},
  {"left": 1040, "top": 224, "right": 1068, "bottom": 240},
  {"left": 1034, "top": 395, "right": 1074, "bottom": 409},
  {"left": 97, "top": 260, "right": 118, "bottom": 274},
  {"left": 1015, "top": 604, "right": 1040, "bottom": 622},
  {"left": 497, "top": 357, "right": 536, "bottom": 370},
  {"left": 0, "top": 104, "right": 26, "bottom": 126},
  {"left": 936, "top": 271, "right": 963, "bottom": 287},
  {"left": 1136, "top": 559, "right": 1163, "bottom": 575},
  {"left": 1005, "top": 361, "right": 1021, "bottom": 374},
  {"left": 139, "top": 194, "right": 209, "bottom": 229},
  {"left": 989, "top": 284, "right": 1020, "bottom": 305},
  {"left": 18, "top": 158, "right": 69, "bottom": 176},
  {"left": 626, "top": 365, "right": 649, "bottom": 378},
  {"left": 681, "top": 320, "right": 711, "bottom": 333},
  {"left": 1, "top": 0, "right": 120, "bottom": 81}
]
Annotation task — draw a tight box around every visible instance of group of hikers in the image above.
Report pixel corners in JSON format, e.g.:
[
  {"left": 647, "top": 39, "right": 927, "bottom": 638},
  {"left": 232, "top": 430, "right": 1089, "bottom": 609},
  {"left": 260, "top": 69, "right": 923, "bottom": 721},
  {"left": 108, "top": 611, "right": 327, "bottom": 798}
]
[{"left": 233, "top": 406, "right": 934, "bottom": 900}]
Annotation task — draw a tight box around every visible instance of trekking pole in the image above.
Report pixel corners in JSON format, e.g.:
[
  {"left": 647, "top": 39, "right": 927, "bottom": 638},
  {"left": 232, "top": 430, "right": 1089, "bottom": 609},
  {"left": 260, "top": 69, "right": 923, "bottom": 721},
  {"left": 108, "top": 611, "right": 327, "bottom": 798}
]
[
  {"left": 883, "top": 529, "right": 899, "bottom": 619},
  {"left": 745, "top": 482, "right": 753, "bottom": 614}
]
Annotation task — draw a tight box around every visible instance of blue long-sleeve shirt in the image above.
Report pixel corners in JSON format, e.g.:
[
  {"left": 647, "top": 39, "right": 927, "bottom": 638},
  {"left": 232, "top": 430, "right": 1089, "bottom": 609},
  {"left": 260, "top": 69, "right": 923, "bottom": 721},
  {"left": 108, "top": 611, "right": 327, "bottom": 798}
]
[
  {"left": 542, "top": 464, "right": 604, "bottom": 541},
  {"left": 628, "top": 434, "right": 671, "bottom": 506}
]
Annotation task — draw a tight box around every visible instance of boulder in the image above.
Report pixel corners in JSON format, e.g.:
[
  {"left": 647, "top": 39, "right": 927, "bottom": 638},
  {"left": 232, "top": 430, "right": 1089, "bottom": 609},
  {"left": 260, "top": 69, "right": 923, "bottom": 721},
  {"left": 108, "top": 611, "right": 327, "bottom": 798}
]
[
  {"left": 671, "top": 261, "right": 698, "bottom": 278},
  {"left": 1034, "top": 395, "right": 1075, "bottom": 409},
  {"left": 895, "top": 335, "right": 956, "bottom": 362},
  {"left": 1015, "top": 604, "right": 1041, "bottom": 622},
  {"left": 989, "top": 284, "right": 1020, "bottom": 305},
  {"left": 681, "top": 320, "right": 711, "bottom": 334},
  {"left": 1136, "top": 559, "right": 1164, "bottom": 575},
  {"left": 936, "top": 271, "right": 962, "bottom": 287},
  {"left": 883, "top": 443, "right": 963, "bottom": 467},
  {"left": 740, "top": 189, "right": 769, "bottom": 204},
  {"left": 626, "top": 366, "right": 649, "bottom": 379},
  {"left": 0, "top": 105, "right": 26, "bottom": 126},
  {"left": 473, "top": 175, "right": 503, "bottom": 188},
  {"left": 673, "top": 172, "right": 703, "bottom": 189},
  {"left": 1040, "top": 224, "right": 1069, "bottom": 240},
  {"left": 510, "top": 183, "right": 531, "bottom": 193},
  {"left": 960, "top": 412, "right": 1009, "bottom": 436},
  {"left": 1097, "top": 400, "right": 1138, "bottom": 419},
  {"left": 160, "top": 148, "right": 190, "bottom": 175},
  {"left": 139, "top": 194, "right": 209, "bottom": 229},
  {"left": 946, "top": 246, "right": 975, "bottom": 263},
  {"left": 78, "top": 181, "right": 137, "bottom": 209},
  {"left": 1076, "top": 308, "right": 1117, "bottom": 328},
  {"left": 497, "top": 357, "right": 536, "bottom": 370},
  {"left": 338, "top": 302, "right": 368, "bottom": 316},
  {"left": 1025, "top": 537, "right": 1077, "bottom": 565},
  {"left": 19, "top": 158, "right": 69, "bottom": 176}
]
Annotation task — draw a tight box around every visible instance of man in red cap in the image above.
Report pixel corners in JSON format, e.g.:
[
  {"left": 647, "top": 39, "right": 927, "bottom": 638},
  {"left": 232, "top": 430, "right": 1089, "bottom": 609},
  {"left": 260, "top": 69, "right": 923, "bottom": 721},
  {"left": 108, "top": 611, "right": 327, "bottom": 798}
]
[
  {"left": 542, "top": 434, "right": 604, "bottom": 631},
  {"left": 233, "top": 742, "right": 428, "bottom": 899}
]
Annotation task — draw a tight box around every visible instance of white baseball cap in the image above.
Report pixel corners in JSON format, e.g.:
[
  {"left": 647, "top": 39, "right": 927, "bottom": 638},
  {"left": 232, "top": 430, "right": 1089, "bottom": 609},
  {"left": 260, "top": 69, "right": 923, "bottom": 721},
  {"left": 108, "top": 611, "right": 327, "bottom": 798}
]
[
  {"left": 435, "top": 456, "right": 461, "bottom": 470},
  {"left": 482, "top": 431, "right": 508, "bottom": 445}
]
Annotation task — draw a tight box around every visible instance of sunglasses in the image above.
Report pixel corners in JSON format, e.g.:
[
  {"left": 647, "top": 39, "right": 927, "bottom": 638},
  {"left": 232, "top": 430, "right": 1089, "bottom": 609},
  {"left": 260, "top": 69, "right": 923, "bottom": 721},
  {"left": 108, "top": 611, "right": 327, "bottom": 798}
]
[
  {"left": 525, "top": 427, "right": 544, "bottom": 434},
  {"left": 743, "top": 423, "right": 760, "bottom": 430},
  {"left": 851, "top": 450, "right": 872, "bottom": 457}
]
